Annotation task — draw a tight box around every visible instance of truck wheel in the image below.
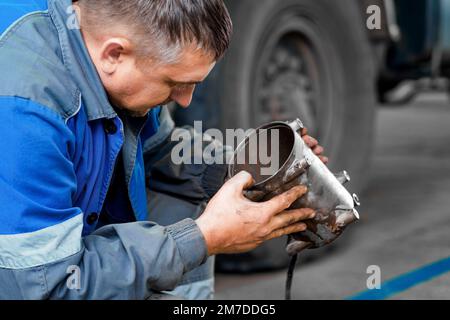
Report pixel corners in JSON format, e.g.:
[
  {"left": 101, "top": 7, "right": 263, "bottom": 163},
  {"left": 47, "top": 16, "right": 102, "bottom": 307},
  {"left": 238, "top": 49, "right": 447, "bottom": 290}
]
[{"left": 212, "top": 0, "right": 377, "bottom": 272}]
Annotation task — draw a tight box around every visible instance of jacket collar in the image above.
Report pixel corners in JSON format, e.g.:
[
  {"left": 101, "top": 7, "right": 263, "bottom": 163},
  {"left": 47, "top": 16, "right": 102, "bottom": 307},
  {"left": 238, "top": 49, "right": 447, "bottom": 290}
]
[{"left": 48, "top": 0, "right": 117, "bottom": 121}]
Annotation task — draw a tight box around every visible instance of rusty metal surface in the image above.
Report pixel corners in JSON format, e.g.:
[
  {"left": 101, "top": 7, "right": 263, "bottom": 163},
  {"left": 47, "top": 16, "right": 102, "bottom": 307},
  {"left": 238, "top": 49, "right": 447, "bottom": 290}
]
[{"left": 228, "top": 119, "right": 360, "bottom": 254}]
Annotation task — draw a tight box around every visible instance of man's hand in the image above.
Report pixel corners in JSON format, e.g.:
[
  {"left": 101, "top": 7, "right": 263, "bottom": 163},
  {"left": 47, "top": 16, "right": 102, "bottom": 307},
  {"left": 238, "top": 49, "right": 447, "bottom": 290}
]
[
  {"left": 301, "top": 127, "right": 329, "bottom": 164},
  {"left": 196, "top": 171, "right": 315, "bottom": 256}
]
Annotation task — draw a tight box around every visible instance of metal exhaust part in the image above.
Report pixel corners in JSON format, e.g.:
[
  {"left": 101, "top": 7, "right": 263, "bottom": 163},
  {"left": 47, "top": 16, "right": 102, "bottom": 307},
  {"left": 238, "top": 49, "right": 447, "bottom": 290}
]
[{"left": 228, "top": 119, "right": 360, "bottom": 255}]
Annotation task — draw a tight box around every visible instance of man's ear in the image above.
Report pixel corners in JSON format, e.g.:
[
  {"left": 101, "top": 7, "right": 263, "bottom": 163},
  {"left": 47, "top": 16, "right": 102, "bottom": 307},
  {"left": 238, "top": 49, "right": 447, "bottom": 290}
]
[{"left": 98, "top": 38, "right": 132, "bottom": 75}]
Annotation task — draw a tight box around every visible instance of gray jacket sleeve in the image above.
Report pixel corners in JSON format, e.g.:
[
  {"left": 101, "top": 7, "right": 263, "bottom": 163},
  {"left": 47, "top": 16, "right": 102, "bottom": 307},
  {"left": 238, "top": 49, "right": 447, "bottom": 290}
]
[{"left": 2, "top": 219, "right": 208, "bottom": 300}]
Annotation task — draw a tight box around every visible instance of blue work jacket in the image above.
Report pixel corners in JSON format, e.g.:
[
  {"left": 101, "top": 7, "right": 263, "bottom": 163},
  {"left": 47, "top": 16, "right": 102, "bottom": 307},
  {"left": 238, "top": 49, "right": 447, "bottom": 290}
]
[{"left": 0, "top": 0, "right": 208, "bottom": 299}]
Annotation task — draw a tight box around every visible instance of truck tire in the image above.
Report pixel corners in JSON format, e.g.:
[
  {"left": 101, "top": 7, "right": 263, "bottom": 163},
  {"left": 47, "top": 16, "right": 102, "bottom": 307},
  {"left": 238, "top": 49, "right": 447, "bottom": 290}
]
[{"left": 221, "top": 0, "right": 376, "bottom": 190}]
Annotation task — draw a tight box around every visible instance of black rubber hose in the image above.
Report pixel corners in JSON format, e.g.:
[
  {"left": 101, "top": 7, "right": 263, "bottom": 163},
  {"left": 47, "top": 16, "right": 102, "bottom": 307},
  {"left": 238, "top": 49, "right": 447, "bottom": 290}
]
[{"left": 285, "top": 254, "right": 298, "bottom": 300}]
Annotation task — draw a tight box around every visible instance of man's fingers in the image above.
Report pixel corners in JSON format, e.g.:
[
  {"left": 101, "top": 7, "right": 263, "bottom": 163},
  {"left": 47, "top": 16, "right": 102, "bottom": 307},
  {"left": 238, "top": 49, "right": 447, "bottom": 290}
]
[
  {"left": 270, "top": 208, "right": 315, "bottom": 230},
  {"left": 302, "top": 135, "right": 318, "bottom": 148},
  {"left": 264, "top": 185, "right": 308, "bottom": 214},
  {"left": 226, "top": 171, "right": 255, "bottom": 194},
  {"left": 266, "top": 222, "right": 307, "bottom": 241},
  {"left": 300, "top": 127, "right": 308, "bottom": 136},
  {"left": 312, "top": 145, "right": 324, "bottom": 156},
  {"left": 319, "top": 156, "right": 329, "bottom": 164}
]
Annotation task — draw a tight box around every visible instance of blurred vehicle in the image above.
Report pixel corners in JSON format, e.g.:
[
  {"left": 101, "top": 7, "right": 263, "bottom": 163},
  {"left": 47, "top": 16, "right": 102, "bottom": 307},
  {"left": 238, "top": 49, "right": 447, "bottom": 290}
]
[{"left": 173, "top": 0, "right": 450, "bottom": 272}]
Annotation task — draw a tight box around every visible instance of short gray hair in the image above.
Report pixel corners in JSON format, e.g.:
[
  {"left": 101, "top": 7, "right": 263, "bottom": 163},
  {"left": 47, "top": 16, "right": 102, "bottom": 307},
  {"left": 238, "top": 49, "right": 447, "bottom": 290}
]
[{"left": 77, "top": 0, "right": 233, "bottom": 63}]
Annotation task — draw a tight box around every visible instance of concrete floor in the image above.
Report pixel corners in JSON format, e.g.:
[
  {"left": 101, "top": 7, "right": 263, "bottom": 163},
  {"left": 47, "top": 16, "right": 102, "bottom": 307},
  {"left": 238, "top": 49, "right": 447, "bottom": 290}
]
[{"left": 214, "top": 92, "right": 450, "bottom": 300}]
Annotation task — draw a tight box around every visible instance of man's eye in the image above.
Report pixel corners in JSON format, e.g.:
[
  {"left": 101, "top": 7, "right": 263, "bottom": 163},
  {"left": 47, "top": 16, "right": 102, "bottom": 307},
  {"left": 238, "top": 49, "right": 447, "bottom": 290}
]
[{"left": 175, "top": 84, "right": 193, "bottom": 91}]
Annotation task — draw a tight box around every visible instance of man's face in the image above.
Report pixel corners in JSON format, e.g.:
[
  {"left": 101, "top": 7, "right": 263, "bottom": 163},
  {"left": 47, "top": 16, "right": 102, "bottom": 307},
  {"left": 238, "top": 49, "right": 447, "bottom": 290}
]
[{"left": 105, "top": 47, "right": 216, "bottom": 115}]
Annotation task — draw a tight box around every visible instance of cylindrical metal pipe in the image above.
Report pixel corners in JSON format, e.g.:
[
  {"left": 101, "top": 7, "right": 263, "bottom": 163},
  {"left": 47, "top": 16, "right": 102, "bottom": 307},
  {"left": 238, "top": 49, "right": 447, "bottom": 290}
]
[{"left": 228, "top": 119, "right": 360, "bottom": 255}]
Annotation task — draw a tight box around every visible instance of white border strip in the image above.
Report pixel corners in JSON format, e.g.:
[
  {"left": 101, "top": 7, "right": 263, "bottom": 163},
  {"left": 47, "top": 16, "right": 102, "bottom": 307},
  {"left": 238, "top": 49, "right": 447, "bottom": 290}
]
[{"left": 0, "top": 214, "right": 83, "bottom": 269}]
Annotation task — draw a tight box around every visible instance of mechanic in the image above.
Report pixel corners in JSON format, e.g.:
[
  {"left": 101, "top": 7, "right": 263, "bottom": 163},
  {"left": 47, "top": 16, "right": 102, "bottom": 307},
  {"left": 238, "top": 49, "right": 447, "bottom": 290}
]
[{"left": 0, "top": 0, "right": 327, "bottom": 299}]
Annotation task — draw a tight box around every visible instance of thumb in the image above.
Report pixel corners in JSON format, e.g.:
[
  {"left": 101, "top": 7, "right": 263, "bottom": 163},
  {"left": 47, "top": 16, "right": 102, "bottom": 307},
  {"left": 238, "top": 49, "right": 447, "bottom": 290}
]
[{"left": 227, "top": 171, "right": 255, "bottom": 194}]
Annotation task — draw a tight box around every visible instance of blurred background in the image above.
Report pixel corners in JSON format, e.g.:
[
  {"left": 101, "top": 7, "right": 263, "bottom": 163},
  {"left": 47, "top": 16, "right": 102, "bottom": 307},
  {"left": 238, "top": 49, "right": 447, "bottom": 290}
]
[{"left": 174, "top": 0, "right": 450, "bottom": 299}]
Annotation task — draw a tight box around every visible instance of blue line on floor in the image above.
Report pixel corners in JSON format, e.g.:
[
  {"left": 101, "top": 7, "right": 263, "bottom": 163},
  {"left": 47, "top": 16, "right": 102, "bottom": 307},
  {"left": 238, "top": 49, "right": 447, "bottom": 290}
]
[{"left": 347, "top": 256, "right": 450, "bottom": 300}]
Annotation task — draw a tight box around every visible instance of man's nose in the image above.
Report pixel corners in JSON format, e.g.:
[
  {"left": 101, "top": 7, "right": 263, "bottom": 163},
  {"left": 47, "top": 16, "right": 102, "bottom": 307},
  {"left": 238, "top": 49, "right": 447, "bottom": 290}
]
[
  {"left": 175, "top": 94, "right": 193, "bottom": 108},
  {"left": 171, "top": 86, "right": 195, "bottom": 108}
]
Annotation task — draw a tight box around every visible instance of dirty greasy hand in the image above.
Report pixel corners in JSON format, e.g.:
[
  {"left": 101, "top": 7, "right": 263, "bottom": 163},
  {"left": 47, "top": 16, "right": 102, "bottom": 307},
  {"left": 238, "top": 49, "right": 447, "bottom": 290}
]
[
  {"left": 301, "top": 127, "right": 329, "bottom": 164},
  {"left": 196, "top": 171, "right": 315, "bottom": 256}
]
